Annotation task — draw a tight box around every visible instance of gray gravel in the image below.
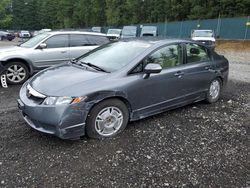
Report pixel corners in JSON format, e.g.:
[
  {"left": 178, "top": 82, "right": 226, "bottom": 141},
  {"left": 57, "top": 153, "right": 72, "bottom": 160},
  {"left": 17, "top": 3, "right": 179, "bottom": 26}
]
[{"left": 0, "top": 42, "right": 250, "bottom": 187}]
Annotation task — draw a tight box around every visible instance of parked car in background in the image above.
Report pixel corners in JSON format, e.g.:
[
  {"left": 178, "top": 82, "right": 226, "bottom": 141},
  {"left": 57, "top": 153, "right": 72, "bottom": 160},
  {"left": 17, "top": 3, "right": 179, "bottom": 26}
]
[
  {"left": 0, "top": 31, "right": 109, "bottom": 84},
  {"left": 18, "top": 38, "right": 229, "bottom": 140},
  {"left": 121, "top": 26, "right": 137, "bottom": 38},
  {"left": 91, "top": 27, "right": 104, "bottom": 33},
  {"left": 106, "top": 29, "right": 121, "bottom": 40},
  {"left": 19, "top": 30, "right": 31, "bottom": 38},
  {"left": 34, "top": 29, "right": 52, "bottom": 36},
  {"left": 140, "top": 26, "right": 158, "bottom": 37},
  {"left": 0, "top": 31, "right": 15, "bottom": 41},
  {"left": 191, "top": 30, "right": 215, "bottom": 49}
]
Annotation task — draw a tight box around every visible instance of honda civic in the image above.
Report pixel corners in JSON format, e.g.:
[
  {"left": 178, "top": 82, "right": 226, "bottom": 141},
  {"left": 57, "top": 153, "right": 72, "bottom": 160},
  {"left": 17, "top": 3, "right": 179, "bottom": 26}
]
[{"left": 18, "top": 38, "right": 229, "bottom": 139}]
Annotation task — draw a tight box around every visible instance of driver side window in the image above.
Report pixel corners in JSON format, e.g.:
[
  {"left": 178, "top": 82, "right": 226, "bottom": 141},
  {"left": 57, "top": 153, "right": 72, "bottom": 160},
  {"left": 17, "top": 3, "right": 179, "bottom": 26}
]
[
  {"left": 145, "top": 44, "right": 183, "bottom": 69},
  {"left": 45, "top": 35, "right": 68, "bottom": 48},
  {"left": 130, "top": 44, "right": 183, "bottom": 74}
]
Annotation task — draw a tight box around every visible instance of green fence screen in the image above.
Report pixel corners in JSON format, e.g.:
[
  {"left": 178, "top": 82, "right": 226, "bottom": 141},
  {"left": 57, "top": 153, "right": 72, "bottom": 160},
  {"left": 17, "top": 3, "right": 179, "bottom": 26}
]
[{"left": 104, "top": 16, "right": 250, "bottom": 39}]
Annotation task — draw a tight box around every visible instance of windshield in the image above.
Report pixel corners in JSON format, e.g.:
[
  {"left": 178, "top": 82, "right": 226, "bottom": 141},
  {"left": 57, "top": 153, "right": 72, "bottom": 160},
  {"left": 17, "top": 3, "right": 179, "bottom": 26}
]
[
  {"left": 108, "top": 30, "right": 121, "bottom": 35},
  {"left": 20, "top": 33, "right": 50, "bottom": 48},
  {"left": 192, "top": 30, "right": 214, "bottom": 37},
  {"left": 78, "top": 41, "right": 151, "bottom": 72},
  {"left": 122, "top": 27, "right": 137, "bottom": 36}
]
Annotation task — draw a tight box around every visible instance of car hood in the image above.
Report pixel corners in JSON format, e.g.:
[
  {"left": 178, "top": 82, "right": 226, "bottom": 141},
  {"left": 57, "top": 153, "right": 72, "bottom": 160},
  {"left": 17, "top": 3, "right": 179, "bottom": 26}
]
[
  {"left": 29, "top": 63, "right": 109, "bottom": 96},
  {"left": 192, "top": 37, "right": 215, "bottom": 42},
  {"left": 0, "top": 46, "right": 26, "bottom": 53}
]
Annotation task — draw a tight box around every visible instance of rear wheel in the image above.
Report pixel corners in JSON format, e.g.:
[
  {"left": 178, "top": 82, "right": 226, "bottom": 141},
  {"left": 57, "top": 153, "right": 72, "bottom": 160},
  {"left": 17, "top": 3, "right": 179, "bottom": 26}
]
[
  {"left": 86, "top": 99, "right": 129, "bottom": 139},
  {"left": 5, "top": 62, "right": 29, "bottom": 84},
  {"left": 206, "top": 78, "right": 222, "bottom": 103}
]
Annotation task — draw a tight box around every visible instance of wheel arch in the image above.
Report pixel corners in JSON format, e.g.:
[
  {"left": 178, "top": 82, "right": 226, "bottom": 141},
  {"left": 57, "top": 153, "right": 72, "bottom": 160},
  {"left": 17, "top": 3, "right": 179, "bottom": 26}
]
[
  {"left": 215, "top": 75, "right": 223, "bottom": 86},
  {"left": 2, "top": 58, "right": 34, "bottom": 75},
  {"left": 86, "top": 92, "right": 133, "bottom": 120}
]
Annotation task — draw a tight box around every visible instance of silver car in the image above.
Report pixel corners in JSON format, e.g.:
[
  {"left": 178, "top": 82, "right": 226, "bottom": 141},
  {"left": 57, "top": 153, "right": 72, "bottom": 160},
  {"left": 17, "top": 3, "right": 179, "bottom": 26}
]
[{"left": 0, "top": 31, "right": 109, "bottom": 84}]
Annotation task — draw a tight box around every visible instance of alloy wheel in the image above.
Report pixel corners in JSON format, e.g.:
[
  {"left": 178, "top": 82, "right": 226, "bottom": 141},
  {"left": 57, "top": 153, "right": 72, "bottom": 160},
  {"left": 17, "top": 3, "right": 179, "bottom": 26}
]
[
  {"left": 6, "top": 64, "right": 27, "bottom": 83},
  {"left": 95, "top": 106, "right": 124, "bottom": 136}
]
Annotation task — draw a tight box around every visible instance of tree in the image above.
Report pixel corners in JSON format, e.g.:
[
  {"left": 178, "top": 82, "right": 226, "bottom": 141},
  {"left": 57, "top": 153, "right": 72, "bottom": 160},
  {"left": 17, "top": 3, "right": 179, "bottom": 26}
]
[{"left": 0, "top": 0, "right": 13, "bottom": 29}]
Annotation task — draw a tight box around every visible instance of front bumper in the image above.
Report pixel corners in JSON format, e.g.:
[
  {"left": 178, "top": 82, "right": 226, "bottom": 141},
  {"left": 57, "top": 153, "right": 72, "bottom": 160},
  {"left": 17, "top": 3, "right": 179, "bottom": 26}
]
[{"left": 18, "top": 83, "right": 89, "bottom": 139}]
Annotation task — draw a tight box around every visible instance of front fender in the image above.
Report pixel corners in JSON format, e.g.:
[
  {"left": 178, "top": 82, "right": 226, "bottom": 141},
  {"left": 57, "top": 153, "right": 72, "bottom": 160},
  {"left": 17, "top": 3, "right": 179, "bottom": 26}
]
[
  {"left": 84, "top": 90, "right": 130, "bottom": 113},
  {"left": 0, "top": 55, "right": 34, "bottom": 75}
]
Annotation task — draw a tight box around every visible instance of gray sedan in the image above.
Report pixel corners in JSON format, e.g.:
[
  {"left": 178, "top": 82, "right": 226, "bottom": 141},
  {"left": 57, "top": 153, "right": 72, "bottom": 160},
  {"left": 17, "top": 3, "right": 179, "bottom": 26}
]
[{"left": 18, "top": 38, "right": 229, "bottom": 139}]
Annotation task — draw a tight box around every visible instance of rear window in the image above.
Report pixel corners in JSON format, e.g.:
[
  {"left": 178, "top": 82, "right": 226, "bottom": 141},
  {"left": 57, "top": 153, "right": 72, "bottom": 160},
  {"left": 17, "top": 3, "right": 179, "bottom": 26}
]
[
  {"left": 70, "top": 34, "right": 109, "bottom": 47},
  {"left": 87, "top": 35, "right": 109, "bottom": 45}
]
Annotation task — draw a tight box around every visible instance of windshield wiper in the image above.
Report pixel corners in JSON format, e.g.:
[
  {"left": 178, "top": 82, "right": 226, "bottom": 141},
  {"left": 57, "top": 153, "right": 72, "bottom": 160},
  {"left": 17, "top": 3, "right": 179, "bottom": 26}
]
[{"left": 79, "top": 61, "right": 110, "bottom": 73}]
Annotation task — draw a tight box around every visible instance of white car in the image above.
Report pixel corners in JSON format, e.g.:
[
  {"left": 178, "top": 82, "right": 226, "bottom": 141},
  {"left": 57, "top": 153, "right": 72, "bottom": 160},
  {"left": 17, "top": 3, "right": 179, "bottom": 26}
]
[
  {"left": 191, "top": 30, "right": 215, "bottom": 49},
  {"left": 106, "top": 29, "right": 121, "bottom": 40},
  {"left": 19, "top": 30, "right": 31, "bottom": 38}
]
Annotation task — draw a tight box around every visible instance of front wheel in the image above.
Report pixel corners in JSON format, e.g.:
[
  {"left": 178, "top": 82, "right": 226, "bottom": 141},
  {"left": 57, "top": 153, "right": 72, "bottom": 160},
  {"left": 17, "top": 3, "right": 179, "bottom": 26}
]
[
  {"left": 5, "top": 62, "right": 29, "bottom": 84},
  {"left": 86, "top": 99, "right": 129, "bottom": 139},
  {"left": 206, "top": 78, "right": 222, "bottom": 103}
]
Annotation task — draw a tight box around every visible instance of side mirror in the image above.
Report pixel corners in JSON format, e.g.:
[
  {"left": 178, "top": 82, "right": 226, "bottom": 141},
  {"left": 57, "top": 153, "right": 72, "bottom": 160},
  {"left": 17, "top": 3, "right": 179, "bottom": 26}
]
[
  {"left": 39, "top": 43, "right": 47, "bottom": 49},
  {"left": 143, "top": 63, "right": 162, "bottom": 79}
]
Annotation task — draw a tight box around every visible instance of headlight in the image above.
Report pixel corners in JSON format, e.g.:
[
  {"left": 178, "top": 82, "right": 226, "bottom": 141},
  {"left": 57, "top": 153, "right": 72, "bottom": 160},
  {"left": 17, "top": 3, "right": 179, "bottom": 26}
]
[{"left": 43, "top": 96, "right": 87, "bottom": 105}]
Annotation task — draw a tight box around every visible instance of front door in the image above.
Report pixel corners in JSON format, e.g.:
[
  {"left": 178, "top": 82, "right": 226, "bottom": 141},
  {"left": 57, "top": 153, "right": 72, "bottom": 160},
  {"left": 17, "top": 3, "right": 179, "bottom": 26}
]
[
  {"left": 32, "top": 34, "right": 70, "bottom": 68},
  {"left": 127, "top": 44, "right": 190, "bottom": 116}
]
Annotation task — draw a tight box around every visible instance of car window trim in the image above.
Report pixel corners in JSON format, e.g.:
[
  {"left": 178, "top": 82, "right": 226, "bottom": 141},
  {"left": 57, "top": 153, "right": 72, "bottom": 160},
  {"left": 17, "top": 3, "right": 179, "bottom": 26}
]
[{"left": 127, "top": 42, "right": 185, "bottom": 75}]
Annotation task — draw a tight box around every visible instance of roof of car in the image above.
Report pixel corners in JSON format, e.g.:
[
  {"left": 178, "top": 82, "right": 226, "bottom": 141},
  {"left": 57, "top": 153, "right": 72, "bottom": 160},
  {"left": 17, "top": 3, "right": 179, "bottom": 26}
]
[
  {"left": 120, "top": 37, "right": 195, "bottom": 45},
  {"left": 48, "top": 31, "right": 106, "bottom": 36}
]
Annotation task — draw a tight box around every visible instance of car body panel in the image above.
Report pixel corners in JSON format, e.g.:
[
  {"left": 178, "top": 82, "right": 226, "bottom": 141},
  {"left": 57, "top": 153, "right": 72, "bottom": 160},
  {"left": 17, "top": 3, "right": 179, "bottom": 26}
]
[{"left": 31, "top": 47, "right": 70, "bottom": 67}]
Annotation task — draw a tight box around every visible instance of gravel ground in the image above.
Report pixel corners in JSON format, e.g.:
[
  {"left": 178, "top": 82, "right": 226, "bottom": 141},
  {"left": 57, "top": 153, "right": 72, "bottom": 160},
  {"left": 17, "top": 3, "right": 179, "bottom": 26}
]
[{"left": 0, "top": 40, "right": 250, "bottom": 187}]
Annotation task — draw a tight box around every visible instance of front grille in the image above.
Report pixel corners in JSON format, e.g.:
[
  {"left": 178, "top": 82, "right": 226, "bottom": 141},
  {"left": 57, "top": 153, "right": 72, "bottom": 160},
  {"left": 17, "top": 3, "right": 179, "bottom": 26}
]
[{"left": 26, "top": 93, "right": 44, "bottom": 104}]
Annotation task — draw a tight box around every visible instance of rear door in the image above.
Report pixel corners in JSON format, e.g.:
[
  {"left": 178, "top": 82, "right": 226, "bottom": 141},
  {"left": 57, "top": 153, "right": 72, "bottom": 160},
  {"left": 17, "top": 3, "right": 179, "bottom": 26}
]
[
  {"left": 32, "top": 34, "right": 70, "bottom": 68},
  {"left": 179, "top": 43, "right": 216, "bottom": 98}
]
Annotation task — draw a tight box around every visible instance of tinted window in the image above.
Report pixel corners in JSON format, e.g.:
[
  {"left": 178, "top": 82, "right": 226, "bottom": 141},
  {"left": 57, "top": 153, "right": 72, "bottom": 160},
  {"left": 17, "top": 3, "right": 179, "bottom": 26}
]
[
  {"left": 145, "top": 44, "right": 183, "bottom": 69},
  {"left": 70, "top": 34, "right": 89, "bottom": 47},
  {"left": 45, "top": 35, "right": 68, "bottom": 48},
  {"left": 186, "top": 43, "right": 210, "bottom": 64},
  {"left": 70, "top": 35, "right": 109, "bottom": 47},
  {"left": 87, "top": 35, "right": 109, "bottom": 45}
]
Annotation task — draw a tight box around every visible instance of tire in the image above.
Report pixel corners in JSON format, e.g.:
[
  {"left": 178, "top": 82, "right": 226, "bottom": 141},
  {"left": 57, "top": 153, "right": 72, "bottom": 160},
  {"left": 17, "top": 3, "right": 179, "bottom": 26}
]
[
  {"left": 0, "top": 36, "right": 3, "bottom": 41},
  {"left": 205, "top": 78, "right": 222, "bottom": 103},
  {"left": 86, "top": 99, "right": 129, "bottom": 139},
  {"left": 5, "top": 61, "right": 29, "bottom": 84}
]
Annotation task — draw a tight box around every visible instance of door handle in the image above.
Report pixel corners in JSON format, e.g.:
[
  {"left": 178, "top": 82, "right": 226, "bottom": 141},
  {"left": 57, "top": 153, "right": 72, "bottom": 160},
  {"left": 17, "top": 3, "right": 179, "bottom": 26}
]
[
  {"left": 61, "top": 51, "right": 67, "bottom": 53},
  {"left": 174, "top": 71, "right": 184, "bottom": 78},
  {"left": 205, "top": 66, "right": 216, "bottom": 72}
]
